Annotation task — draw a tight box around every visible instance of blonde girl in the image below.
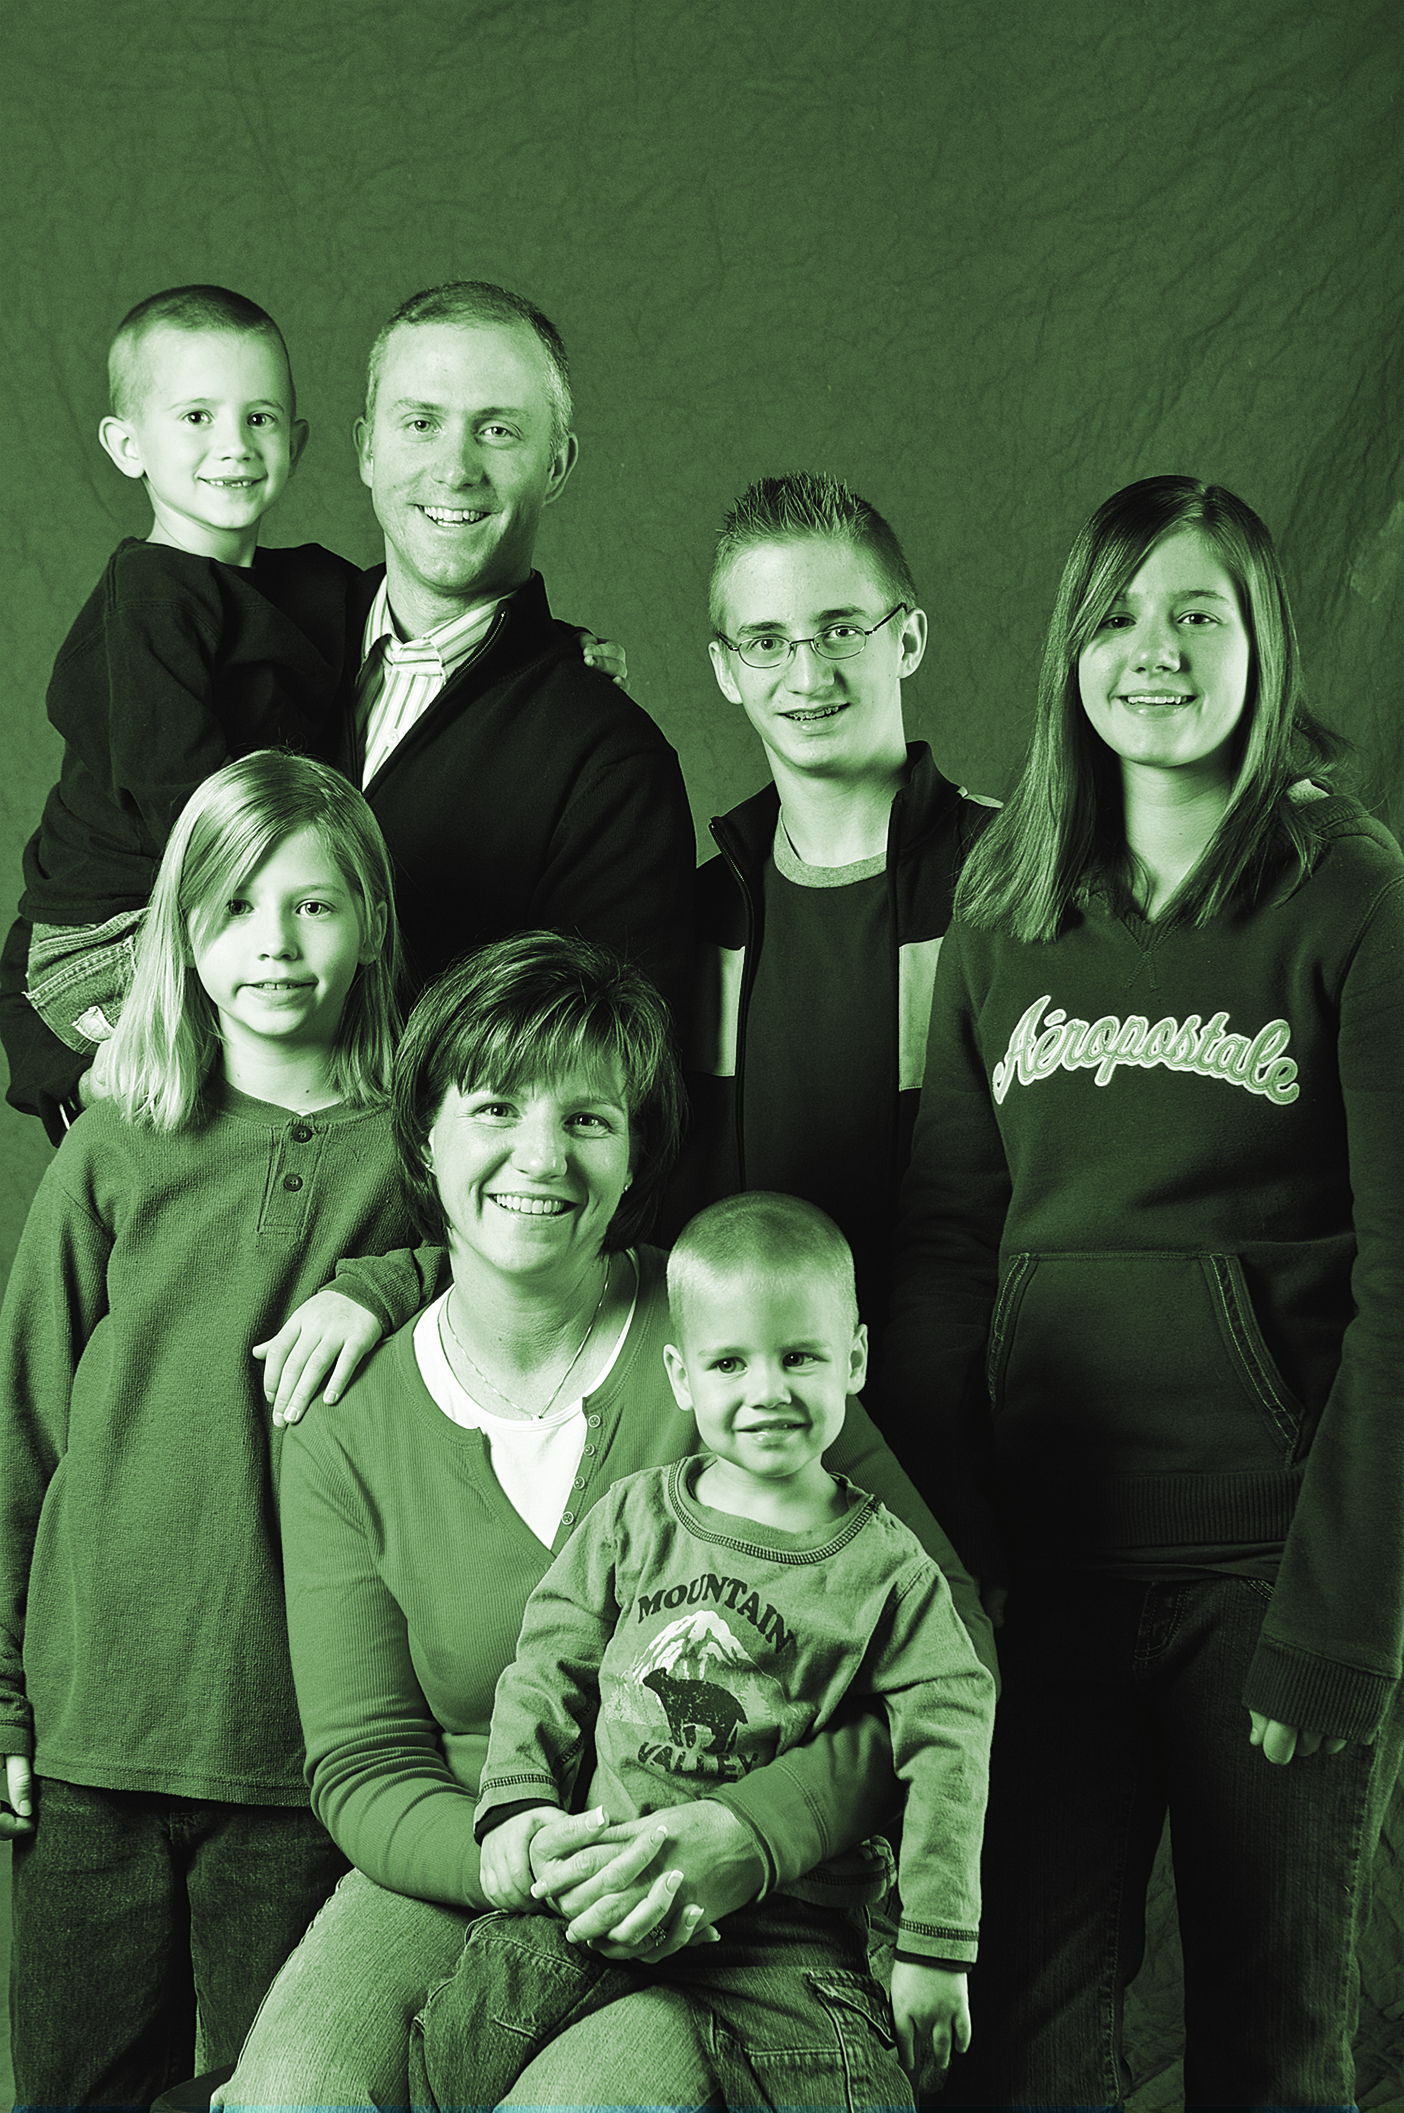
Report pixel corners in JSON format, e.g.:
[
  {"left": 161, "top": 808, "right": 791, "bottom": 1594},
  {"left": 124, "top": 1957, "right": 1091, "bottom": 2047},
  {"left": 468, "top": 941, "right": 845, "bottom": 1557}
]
[{"left": 0, "top": 749, "right": 420, "bottom": 2109}]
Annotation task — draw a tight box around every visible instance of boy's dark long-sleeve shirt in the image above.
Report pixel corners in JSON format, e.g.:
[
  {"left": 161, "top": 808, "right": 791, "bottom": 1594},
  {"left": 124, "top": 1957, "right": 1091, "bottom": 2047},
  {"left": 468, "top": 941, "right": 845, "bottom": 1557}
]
[{"left": 4, "top": 539, "right": 358, "bottom": 1122}]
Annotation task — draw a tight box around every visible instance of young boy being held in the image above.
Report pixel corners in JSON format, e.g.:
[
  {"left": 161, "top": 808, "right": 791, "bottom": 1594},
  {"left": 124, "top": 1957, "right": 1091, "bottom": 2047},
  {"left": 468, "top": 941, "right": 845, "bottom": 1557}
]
[
  {"left": 413, "top": 1192, "right": 995, "bottom": 2106},
  {"left": 2, "top": 285, "right": 356, "bottom": 1137}
]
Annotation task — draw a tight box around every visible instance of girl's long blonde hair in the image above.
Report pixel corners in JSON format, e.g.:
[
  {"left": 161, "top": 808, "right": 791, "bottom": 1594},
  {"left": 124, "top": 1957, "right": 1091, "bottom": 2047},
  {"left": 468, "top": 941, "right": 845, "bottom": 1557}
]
[{"left": 106, "top": 750, "right": 400, "bottom": 1130}]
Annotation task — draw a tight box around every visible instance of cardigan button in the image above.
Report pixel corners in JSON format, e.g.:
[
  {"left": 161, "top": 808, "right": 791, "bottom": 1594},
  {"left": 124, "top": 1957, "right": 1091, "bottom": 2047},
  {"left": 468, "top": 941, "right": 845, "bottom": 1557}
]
[
  {"left": 290, "top": 1124, "right": 314, "bottom": 1143},
  {"left": 282, "top": 1173, "right": 303, "bottom": 1192},
  {"left": 574, "top": 1477, "right": 586, "bottom": 1489},
  {"left": 561, "top": 1510, "right": 575, "bottom": 1525},
  {"left": 587, "top": 1414, "right": 601, "bottom": 1427},
  {"left": 584, "top": 1446, "right": 595, "bottom": 1456}
]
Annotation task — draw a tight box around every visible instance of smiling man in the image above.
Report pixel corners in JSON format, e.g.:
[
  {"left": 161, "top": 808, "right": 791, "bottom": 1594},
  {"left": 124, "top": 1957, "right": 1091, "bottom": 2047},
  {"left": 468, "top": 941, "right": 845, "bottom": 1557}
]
[
  {"left": 662, "top": 473, "right": 996, "bottom": 1323},
  {"left": 342, "top": 280, "right": 694, "bottom": 1020}
]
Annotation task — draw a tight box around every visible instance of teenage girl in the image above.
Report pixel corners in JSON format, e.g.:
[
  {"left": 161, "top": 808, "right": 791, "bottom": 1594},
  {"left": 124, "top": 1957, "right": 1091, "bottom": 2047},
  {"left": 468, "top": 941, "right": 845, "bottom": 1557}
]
[
  {"left": 0, "top": 749, "right": 419, "bottom": 2108},
  {"left": 880, "top": 476, "right": 1404, "bottom": 2107}
]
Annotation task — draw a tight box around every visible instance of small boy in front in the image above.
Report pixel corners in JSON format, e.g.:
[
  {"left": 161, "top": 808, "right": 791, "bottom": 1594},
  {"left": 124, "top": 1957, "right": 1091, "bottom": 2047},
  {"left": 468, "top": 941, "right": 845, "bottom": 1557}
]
[{"left": 414, "top": 1192, "right": 995, "bottom": 2106}]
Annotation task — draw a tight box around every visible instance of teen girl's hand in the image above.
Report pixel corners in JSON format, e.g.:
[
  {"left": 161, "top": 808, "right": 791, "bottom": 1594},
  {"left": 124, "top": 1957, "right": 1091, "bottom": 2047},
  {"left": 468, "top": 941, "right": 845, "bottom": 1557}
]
[
  {"left": 890, "top": 1959, "right": 972, "bottom": 2087},
  {"left": 574, "top": 630, "right": 629, "bottom": 689},
  {"left": 1248, "top": 1711, "right": 1348, "bottom": 1765},
  {"left": 0, "top": 1754, "right": 34, "bottom": 1836},
  {"left": 255, "top": 1288, "right": 384, "bottom": 1425}
]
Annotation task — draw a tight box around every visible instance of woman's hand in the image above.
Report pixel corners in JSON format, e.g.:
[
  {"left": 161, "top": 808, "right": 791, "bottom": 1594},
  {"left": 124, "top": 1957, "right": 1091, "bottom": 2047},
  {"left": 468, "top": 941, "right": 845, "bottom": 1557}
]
[
  {"left": 254, "top": 1290, "right": 385, "bottom": 1425},
  {"left": 529, "top": 1801, "right": 762, "bottom": 1958},
  {"left": 1248, "top": 1711, "right": 1348, "bottom": 1765},
  {"left": 0, "top": 1754, "right": 34, "bottom": 1837},
  {"left": 575, "top": 630, "right": 629, "bottom": 689}
]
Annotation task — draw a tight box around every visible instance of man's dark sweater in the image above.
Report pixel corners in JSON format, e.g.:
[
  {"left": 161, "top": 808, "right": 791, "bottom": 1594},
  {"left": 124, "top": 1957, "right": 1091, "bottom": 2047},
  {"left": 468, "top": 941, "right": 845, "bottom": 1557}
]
[{"left": 340, "top": 567, "right": 695, "bottom": 1017}]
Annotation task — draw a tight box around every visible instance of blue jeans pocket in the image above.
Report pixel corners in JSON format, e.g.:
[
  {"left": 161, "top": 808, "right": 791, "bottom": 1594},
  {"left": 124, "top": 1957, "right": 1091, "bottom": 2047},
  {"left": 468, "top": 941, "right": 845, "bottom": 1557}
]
[
  {"left": 714, "top": 1968, "right": 911, "bottom": 2111},
  {"left": 416, "top": 1910, "right": 637, "bottom": 2108}
]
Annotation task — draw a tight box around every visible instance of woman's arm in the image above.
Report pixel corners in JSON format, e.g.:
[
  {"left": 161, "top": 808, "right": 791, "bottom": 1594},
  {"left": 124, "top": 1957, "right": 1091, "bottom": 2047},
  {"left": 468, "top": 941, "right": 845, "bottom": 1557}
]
[{"left": 278, "top": 1403, "right": 493, "bottom": 1909}]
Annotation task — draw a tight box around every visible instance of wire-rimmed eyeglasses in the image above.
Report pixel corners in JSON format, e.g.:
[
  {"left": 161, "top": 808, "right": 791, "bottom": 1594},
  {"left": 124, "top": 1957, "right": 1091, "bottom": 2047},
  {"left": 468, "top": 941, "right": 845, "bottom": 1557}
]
[{"left": 716, "top": 602, "right": 908, "bottom": 671}]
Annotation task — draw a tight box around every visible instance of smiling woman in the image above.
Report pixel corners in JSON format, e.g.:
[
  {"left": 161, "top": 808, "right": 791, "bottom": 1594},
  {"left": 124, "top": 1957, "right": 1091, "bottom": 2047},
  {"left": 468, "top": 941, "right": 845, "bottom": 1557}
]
[{"left": 214, "top": 929, "right": 997, "bottom": 2109}]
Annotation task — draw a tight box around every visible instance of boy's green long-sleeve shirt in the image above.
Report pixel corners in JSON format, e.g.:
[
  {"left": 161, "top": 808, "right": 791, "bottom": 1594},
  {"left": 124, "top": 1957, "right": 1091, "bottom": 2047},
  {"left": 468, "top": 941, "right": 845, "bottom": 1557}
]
[{"left": 477, "top": 1456, "right": 994, "bottom": 1962}]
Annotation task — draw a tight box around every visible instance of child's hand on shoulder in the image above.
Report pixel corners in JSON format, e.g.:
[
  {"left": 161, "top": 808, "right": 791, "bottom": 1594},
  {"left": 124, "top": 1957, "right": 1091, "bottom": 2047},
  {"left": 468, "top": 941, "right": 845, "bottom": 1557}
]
[
  {"left": 575, "top": 630, "right": 629, "bottom": 689},
  {"left": 890, "top": 1959, "right": 971, "bottom": 2087},
  {"left": 255, "top": 1288, "right": 385, "bottom": 1426},
  {"left": 481, "top": 1807, "right": 563, "bottom": 1910}
]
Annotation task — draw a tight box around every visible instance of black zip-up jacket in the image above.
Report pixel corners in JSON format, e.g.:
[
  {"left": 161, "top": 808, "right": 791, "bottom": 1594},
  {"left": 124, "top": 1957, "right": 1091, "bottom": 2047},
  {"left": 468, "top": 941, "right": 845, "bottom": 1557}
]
[{"left": 660, "top": 742, "right": 994, "bottom": 1305}]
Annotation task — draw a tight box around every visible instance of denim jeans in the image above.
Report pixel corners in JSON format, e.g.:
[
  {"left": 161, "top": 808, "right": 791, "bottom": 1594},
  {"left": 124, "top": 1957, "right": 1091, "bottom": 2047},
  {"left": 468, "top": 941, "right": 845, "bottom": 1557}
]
[
  {"left": 944, "top": 1574, "right": 1404, "bottom": 2109},
  {"left": 27, "top": 912, "right": 146, "bottom": 1051},
  {"left": 9, "top": 1776, "right": 348, "bottom": 2111},
  {"left": 412, "top": 1892, "right": 912, "bottom": 2112}
]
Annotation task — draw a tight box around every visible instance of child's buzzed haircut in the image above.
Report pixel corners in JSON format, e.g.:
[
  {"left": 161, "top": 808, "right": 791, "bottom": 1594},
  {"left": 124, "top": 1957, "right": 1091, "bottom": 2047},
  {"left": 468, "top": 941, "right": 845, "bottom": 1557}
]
[
  {"left": 667, "top": 1190, "right": 859, "bottom": 1332},
  {"left": 709, "top": 470, "right": 918, "bottom": 632},
  {"left": 108, "top": 284, "right": 294, "bottom": 419}
]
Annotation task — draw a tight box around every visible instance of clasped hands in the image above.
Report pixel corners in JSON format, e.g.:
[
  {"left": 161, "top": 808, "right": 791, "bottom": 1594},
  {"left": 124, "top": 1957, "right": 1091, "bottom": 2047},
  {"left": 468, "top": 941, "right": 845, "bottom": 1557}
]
[{"left": 480, "top": 1799, "right": 754, "bottom": 1961}]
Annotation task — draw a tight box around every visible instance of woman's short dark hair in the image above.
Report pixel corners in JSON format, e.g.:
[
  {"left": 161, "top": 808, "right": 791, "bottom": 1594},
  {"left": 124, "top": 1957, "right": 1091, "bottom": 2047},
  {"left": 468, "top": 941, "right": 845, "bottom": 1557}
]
[{"left": 393, "top": 931, "right": 685, "bottom": 1250}]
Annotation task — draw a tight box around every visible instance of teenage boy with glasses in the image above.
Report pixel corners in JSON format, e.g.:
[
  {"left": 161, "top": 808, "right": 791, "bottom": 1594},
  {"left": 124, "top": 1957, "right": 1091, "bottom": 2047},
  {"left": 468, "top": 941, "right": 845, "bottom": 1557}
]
[{"left": 663, "top": 472, "right": 996, "bottom": 1329}]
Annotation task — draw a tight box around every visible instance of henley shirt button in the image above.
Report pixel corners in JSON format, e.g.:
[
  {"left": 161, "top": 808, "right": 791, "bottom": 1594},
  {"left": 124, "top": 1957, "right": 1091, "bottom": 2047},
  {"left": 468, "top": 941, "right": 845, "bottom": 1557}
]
[
  {"left": 282, "top": 1173, "right": 304, "bottom": 1192},
  {"left": 561, "top": 1510, "right": 575, "bottom": 1525},
  {"left": 290, "top": 1124, "right": 313, "bottom": 1143}
]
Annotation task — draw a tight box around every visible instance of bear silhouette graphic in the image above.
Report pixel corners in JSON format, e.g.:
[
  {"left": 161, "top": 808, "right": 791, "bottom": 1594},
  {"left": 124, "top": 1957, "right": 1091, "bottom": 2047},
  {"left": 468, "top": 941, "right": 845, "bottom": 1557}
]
[{"left": 641, "top": 1666, "right": 748, "bottom": 1757}]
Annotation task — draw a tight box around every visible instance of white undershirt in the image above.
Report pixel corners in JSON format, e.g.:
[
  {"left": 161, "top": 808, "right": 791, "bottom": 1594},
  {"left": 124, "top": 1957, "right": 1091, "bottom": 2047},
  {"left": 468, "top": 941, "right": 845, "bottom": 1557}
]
[{"left": 412, "top": 1257, "right": 639, "bottom": 1547}]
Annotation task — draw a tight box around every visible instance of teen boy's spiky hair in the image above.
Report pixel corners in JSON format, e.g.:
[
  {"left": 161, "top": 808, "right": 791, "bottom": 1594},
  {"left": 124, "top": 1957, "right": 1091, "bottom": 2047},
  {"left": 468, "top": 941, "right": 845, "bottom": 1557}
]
[
  {"left": 709, "top": 472, "right": 918, "bottom": 632},
  {"left": 668, "top": 1191, "right": 859, "bottom": 1331},
  {"left": 108, "top": 285, "right": 293, "bottom": 419}
]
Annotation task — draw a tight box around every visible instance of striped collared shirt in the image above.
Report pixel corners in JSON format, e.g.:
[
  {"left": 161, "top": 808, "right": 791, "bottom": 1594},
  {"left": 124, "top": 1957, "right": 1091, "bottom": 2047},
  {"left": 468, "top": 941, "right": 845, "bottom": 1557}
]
[{"left": 355, "top": 577, "right": 507, "bottom": 787}]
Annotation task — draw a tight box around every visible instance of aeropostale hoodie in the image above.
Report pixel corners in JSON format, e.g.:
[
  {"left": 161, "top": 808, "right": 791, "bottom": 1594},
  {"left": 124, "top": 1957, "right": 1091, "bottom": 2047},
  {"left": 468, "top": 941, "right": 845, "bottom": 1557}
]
[{"left": 879, "top": 794, "right": 1404, "bottom": 1743}]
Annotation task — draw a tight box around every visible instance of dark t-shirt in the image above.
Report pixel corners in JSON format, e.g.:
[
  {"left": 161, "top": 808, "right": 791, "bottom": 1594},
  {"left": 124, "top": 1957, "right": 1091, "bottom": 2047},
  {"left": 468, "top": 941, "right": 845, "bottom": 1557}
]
[{"left": 741, "top": 828, "right": 896, "bottom": 1321}]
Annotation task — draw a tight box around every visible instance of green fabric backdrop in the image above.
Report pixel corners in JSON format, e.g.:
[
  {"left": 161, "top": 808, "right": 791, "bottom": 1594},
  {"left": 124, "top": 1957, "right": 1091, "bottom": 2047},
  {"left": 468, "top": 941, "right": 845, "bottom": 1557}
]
[
  {"left": 1, "top": 7, "right": 1402, "bottom": 2091},
  {"left": 3, "top": 0, "right": 1401, "bottom": 1267}
]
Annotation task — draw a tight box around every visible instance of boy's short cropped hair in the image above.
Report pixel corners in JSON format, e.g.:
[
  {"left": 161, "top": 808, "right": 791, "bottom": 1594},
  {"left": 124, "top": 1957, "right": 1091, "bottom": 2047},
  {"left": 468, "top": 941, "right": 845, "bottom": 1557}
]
[
  {"left": 108, "top": 285, "right": 293, "bottom": 420},
  {"left": 364, "top": 280, "right": 573, "bottom": 452},
  {"left": 668, "top": 1191, "right": 859, "bottom": 1332},
  {"left": 709, "top": 471, "right": 918, "bottom": 632}
]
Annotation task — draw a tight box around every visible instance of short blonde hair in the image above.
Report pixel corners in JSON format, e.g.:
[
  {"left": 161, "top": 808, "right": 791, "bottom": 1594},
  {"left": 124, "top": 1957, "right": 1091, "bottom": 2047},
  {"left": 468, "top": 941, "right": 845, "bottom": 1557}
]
[
  {"left": 108, "top": 284, "right": 293, "bottom": 420},
  {"left": 667, "top": 1192, "right": 859, "bottom": 1336},
  {"left": 106, "top": 751, "right": 399, "bottom": 1131}
]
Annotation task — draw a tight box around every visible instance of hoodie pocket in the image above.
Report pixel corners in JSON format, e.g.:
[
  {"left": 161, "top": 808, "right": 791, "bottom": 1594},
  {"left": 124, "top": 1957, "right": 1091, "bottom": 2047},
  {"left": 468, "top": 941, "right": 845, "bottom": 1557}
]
[{"left": 986, "top": 1250, "right": 1305, "bottom": 1483}]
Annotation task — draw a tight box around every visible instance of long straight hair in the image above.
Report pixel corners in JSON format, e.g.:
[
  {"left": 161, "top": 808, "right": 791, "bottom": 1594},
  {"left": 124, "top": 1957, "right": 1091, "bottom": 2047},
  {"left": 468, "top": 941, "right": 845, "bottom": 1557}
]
[
  {"left": 958, "top": 477, "right": 1348, "bottom": 941},
  {"left": 107, "top": 751, "right": 401, "bottom": 1130}
]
